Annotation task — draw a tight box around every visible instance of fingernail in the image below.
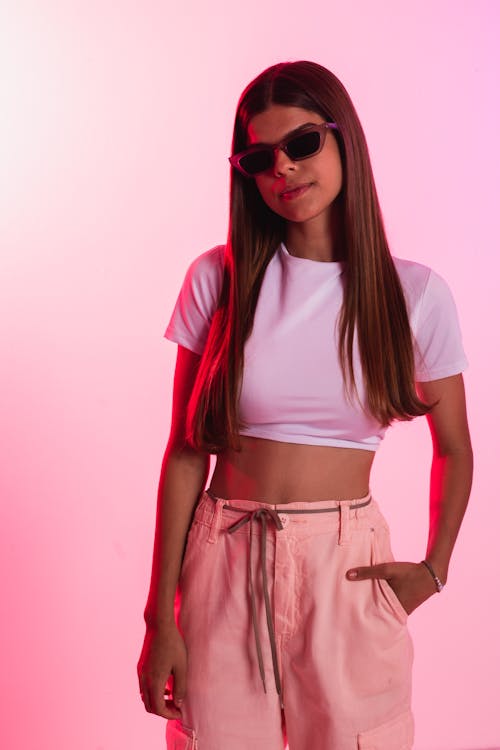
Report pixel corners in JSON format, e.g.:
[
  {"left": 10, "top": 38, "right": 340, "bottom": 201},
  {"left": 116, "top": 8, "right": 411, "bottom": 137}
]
[{"left": 347, "top": 570, "right": 358, "bottom": 579}]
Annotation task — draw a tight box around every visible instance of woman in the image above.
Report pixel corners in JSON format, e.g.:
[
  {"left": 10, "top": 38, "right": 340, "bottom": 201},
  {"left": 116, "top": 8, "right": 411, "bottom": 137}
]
[{"left": 137, "top": 61, "right": 472, "bottom": 750}]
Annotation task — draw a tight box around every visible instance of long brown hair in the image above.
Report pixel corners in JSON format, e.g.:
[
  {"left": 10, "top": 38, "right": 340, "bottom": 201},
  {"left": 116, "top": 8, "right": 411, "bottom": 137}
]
[{"left": 186, "top": 61, "right": 430, "bottom": 453}]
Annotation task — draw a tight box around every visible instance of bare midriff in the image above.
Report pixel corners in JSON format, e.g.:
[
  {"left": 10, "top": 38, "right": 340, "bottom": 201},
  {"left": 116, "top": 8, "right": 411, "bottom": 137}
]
[{"left": 209, "top": 435, "right": 375, "bottom": 505}]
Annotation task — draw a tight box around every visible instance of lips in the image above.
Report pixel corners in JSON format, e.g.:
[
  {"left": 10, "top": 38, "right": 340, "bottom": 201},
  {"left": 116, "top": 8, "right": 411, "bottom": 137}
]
[{"left": 279, "top": 183, "right": 313, "bottom": 200}]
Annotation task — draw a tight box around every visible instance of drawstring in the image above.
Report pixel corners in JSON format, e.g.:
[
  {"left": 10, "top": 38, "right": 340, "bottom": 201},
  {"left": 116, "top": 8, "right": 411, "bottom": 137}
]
[
  {"left": 205, "top": 489, "right": 372, "bottom": 708},
  {"left": 227, "top": 508, "right": 284, "bottom": 704}
]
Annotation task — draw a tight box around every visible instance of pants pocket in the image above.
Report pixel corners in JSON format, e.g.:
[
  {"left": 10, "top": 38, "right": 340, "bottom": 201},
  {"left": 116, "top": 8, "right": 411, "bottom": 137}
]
[
  {"left": 371, "top": 526, "right": 409, "bottom": 625},
  {"left": 166, "top": 719, "right": 198, "bottom": 749},
  {"left": 358, "top": 708, "right": 414, "bottom": 749},
  {"left": 378, "top": 576, "right": 409, "bottom": 623}
]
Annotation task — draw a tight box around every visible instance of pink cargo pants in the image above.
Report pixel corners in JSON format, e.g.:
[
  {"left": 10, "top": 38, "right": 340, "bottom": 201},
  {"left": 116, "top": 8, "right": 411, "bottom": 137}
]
[{"left": 166, "top": 489, "right": 414, "bottom": 750}]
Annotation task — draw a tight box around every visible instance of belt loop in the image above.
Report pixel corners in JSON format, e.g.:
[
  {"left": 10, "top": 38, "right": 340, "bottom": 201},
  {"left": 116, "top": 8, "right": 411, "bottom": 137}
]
[
  {"left": 208, "top": 498, "right": 225, "bottom": 544},
  {"left": 338, "top": 502, "right": 352, "bottom": 546}
]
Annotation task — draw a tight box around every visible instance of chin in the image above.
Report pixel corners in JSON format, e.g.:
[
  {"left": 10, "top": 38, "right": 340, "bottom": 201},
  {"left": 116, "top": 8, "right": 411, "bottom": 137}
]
[{"left": 283, "top": 206, "right": 324, "bottom": 224}]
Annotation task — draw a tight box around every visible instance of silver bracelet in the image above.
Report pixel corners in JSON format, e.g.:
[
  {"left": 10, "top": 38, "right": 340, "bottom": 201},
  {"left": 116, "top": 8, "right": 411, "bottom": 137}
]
[{"left": 421, "top": 559, "right": 445, "bottom": 592}]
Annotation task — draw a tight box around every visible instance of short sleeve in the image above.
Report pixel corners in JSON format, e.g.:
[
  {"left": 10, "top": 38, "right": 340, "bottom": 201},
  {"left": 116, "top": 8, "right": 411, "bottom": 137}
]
[
  {"left": 164, "top": 246, "right": 224, "bottom": 355},
  {"left": 413, "top": 268, "right": 468, "bottom": 382}
]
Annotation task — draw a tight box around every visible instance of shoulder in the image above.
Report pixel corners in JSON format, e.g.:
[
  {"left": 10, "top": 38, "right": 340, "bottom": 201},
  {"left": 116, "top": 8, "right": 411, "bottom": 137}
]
[
  {"left": 392, "top": 256, "right": 467, "bottom": 380},
  {"left": 187, "top": 244, "right": 225, "bottom": 270},
  {"left": 180, "top": 244, "right": 225, "bottom": 306},
  {"left": 184, "top": 244, "right": 225, "bottom": 286},
  {"left": 164, "top": 245, "right": 226, "bottom": 355},
  {"left": 392, "top": 256, "right": 458, "bottom": 322},
  {"left": 392, "top": 256, "right": 431, "bottom": 299}
]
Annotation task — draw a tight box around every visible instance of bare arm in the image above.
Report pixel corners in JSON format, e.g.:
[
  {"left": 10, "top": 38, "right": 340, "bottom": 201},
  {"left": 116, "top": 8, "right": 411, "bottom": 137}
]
[
  {"left": 417, "top": 374, "right": 473, "bottom": 583},
  {"left": 138, "top": 345, "right": 211, "bottom": 718},
  {"left": 346, "top": 374, "right": 473, "bottom": 614}
]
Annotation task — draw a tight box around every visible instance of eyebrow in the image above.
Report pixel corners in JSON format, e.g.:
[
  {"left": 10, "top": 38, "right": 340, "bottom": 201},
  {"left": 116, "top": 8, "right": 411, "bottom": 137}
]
[{"left": 247, "top": 122, "right": 321, "bottom": 147}]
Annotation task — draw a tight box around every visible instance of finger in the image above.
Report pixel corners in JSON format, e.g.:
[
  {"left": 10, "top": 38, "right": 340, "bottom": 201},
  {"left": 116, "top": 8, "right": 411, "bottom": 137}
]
[
  {"left": 163, "top": 698, "right": 183, "bottom": 719},
  {"left": 140, "top": 684, "right": 153, "bottom": 714},
  {"left": 138, "top": 664, "right": 155, "bottom": 711},
  {"left": 138, "top": 674, "right": 148, "bottom": 708},
  {"left": 150, "top": 679, "right": 172, "bottom": 717},
  {"left": 146, "top": 690, "right": 182, "bottom": 719},
  {"left": 346, "top": 563, "right": 393, "bottom": 581},
  {"left": 157, "top": 682, "right": 182, "bottom": 719},
  {"left": 172, "top": 662, "right": 187, "bottom": 708},
  {"left": 140, "top": 678, "right": 167, "bottom": 717}
]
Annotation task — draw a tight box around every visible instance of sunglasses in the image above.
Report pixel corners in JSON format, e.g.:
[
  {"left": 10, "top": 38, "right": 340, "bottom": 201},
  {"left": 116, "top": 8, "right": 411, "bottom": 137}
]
[{"left": 229, "top": 122, "right": 339, "bottom": 177}]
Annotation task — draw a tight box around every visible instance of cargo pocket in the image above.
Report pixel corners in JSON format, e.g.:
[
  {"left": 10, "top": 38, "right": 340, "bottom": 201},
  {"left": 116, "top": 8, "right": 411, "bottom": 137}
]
[
  {"left": 166, "top": 719, "right": 198, "bottom": 749},
  {"left": 358, "top": 708, "right": 414, "bottom": 749}
]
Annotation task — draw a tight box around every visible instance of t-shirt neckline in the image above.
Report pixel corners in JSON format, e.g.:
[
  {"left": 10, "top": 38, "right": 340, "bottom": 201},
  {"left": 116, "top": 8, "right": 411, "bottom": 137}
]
[{"left": 279, "top": 242, "right": 344, "bottom": 272}]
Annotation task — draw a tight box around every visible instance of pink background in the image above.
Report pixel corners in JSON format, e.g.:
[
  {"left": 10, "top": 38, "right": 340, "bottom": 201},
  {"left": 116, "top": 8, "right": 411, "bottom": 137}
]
[{"left": 1, "top": 1, "right": 498, "bottom": 748}]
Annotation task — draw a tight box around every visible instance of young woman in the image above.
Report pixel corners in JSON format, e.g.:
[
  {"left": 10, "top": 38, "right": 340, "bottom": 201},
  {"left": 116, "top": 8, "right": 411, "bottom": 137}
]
[{"left": 137, "top": 61, "right": 473, "bottom": 750}]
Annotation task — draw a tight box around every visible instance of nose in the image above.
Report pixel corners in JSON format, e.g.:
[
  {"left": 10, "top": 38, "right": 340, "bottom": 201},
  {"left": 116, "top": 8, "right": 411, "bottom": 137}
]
[{"left": 272, "top": 146, "right": 296, "bottom": 176}]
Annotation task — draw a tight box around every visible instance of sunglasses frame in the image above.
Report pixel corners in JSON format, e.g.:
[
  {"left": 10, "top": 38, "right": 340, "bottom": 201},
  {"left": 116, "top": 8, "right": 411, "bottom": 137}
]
[{"left": 229, "top": 122, "right": 339, "bottom": 178}]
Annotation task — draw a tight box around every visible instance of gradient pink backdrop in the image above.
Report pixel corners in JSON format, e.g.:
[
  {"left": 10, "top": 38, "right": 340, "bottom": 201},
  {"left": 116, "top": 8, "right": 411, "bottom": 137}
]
[{"left": 1, "top": 1, "right": 498, "bottom": 748}]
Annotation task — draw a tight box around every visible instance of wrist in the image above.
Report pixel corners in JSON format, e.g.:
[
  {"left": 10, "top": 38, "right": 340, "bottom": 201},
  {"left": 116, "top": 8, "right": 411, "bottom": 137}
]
[
  {"left": 425, "top": 556, "right": 449, "bottom": 585},
  {"left": 421, "top": 559, "right": 446, "bottom": 592},
  {"left": 143, "top": 610, "right": 177, "bottom": 632}
]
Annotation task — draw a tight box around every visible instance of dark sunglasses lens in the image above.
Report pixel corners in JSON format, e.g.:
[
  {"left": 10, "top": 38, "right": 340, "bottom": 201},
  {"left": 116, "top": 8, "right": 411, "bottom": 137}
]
[
  {"left": 286, "top": 130, "right": 322, "bottom": 159},
  {"left": 239, "top": 149, "right": 273, "bottom": 175}
]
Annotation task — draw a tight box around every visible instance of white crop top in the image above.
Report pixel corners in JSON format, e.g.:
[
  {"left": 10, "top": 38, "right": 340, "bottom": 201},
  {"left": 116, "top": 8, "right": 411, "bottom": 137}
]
[{"left": 164, "top": 243, "right": 468, "bottom": 451}]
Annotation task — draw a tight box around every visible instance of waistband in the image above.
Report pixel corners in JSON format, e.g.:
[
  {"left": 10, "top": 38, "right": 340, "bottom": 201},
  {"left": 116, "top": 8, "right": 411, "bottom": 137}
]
[
  {"left": 205, "top": 487, "right": 372, "bottom": 512},
  {"left": 203, "top": 488, "right": 373, "bottom": 708}
]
